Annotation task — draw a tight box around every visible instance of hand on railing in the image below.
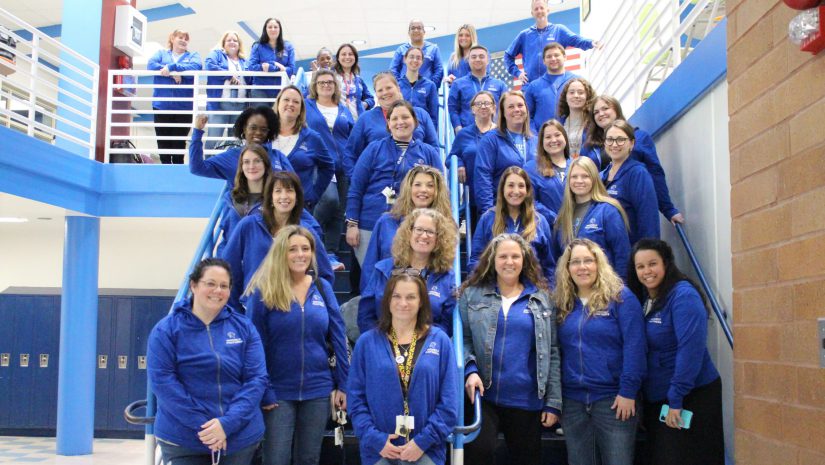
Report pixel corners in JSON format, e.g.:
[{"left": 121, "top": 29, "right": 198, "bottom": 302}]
[{"left": 194, "top": 114, "right": 208, "bottom": 131}]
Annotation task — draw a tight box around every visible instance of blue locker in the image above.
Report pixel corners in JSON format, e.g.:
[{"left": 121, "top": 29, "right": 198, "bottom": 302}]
[
  {"left": 94, "top": 296, "right": 114, "bottom": 431},
  {"left": 29, "top": 296, "right": 60, "bottom": 428},
  {"left": 9, "top": 295, "right": 35, "bottom": 428},
  {"left": 0, "top": 297, "right": 12, "bottom": 427}
]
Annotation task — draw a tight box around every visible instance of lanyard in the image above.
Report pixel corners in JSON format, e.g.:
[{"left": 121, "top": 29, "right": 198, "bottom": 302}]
[
  {"left": 391, "top": 140, "right": 412, "bottom": 191},
  {"left": 390, "top": 328, "right": 418, "bottom": 416},
  {"left": 507, "top": 131, "right": 526, "bottom": 164},
  {"left": 342, "top": 73, "right": 355, "bottom": 102}
]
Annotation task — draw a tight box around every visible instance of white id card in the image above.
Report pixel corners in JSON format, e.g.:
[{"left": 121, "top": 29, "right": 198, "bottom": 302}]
[
  {"left": 394, "top": 415, "right": 415, "bottom": 436},
  {"left": 382, "top": 186, "right": 397, "bottom": 204},
  {"left": 334, "top": 425, "right": 344, "bottom": 446}
]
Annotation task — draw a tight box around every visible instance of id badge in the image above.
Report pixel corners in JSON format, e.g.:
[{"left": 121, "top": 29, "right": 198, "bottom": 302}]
[
  {"left": 334, "top": 425, "right": 344, "bottom": 446},
  {"left": 382, "top": 186, "right": 397, "bottom": 205},
  {"left": 395, "top": 415, "right": 414, "bottom": 437}
]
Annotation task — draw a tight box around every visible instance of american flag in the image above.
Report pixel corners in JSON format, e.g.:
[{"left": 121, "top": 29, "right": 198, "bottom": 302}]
[{"left": 489, "top": 48, "right": 583, "bottom": 91}]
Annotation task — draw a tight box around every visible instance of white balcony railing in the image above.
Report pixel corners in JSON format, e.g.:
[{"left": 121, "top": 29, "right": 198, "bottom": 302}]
[{"left": 0, "top": 7, "right": 99, "bottom": 158}]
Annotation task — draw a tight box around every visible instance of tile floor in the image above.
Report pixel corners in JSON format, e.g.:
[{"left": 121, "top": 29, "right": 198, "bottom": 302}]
[{"left": 0, "top": 437, "right": 147, "bottom": 465}]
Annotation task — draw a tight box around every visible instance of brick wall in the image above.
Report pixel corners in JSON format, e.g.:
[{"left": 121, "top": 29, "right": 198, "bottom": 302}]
[{"left": 728, "top": 1, "right": 825, "bottom": 464}]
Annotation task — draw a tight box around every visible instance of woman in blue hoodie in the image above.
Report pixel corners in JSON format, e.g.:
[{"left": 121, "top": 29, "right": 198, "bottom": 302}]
[
  {"left": 398, "top": 47, "right": 439, "bottom": 126},
  {"left": 628, "top": 239, "right": 723, "bottom": 465},
  {"left": 553, "top": 238, "right": 646, "bottom": 465},
  {"left": 147, "top": 258, "right": 268, "bottom": 465},
  {"left": 333, "top": 43, "right": 374, "bottom": 120},
  {"left": 525, "top": 119, "right": 570, "bottom": 219},
  {"left": 460, "top": 233, "right": 562, "bottom": 465},
  {"left": 359, "top": 208, "right": 457, "bottom": 336},
  {"left": 247, "top": 18, "right": 295, "bottom": 101},
  {"left": 349, "top": 273, "right": 457, "bottom": 465},
  {"left": 204, "top": 30, "right": 249, "bottom": 149},
  {"left": 245, "top": 225, "right": 349, "bottom": 465}
]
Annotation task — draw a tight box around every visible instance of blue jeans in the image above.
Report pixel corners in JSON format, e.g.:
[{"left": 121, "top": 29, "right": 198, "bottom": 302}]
[
  {"left": 562, "top": 397, "right": 637, "bottom": 465},
  {"left": 263, "top": 397, "right": 329, "bottom": 465},
  {"left": 373, "top": 454, "right": 436, "bottom": 465},
  {"left": 250, "top": 88, "right": 278, "bottom": 107},
  {"left": 313, "top": 170, "right": 345, "bottom": 255},
  {"left": 207, "top": 100, "right": 246, "bottom": 150},
  {"left": 158, "top": 440, "right": 258, "bottom": 465}
]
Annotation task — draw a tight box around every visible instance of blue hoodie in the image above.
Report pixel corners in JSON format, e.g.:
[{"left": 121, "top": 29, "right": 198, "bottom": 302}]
[
  {"left": 344, "top": 106, "right": 438, "bottom": 177},
  {"left": 643, "top": 281, "right": 719, "bottom": 409},
  {"left": 147, "top": 299, "right": 267, "bottom": 454},
  {"left": 346, "top": 137, "right": 444, "bottom": 230},
  {"left": 339, "top": 73, "right": 375, "bottom": 116},
  {"left": 446, "top": 57, "right": 470, "bottom": 81},
  {"left": 524, "top": 158, "right": 566, "bottom": 217},
  {"left": 473, "top": 130, "right": 538, "bottom": 213},
  {"left": 449, "top": 124, "right": 494, "bottom": 190},
  {"left": 469, "top": 209, "right": 556, "bottom": 284},
  {"left": 279, "top": 127, "right": 335, "bottom": 205},
  {"left": 557, "top": 287, "right": 647, "bottom": 403},
  {"left": 399, "top": 75, "right": 439, "bottom": 127},
  {"left": 359, "top": 213, "right": 403, "bottom": 292},
  {"left": 216, "top": 189, "right": 262, "bottom": 257},
  {"left": 524, "top": 72, "right": 578, "bottom": 133},
  {"left": 247, "top": 41, "right": 296, "bottom": 97},
  {"left": 246, "top": 278, "right": 349, "bottom": 404},
  {"left": 188, "top": 129, "right": 294, "bottom": 186},
  {"left": 147, "top": 49, "right": 203, "bottom": 111},
  {"left": 305, "top": 98, "right": 355, "bottom": 170},
  {"left": 348, "top": 327, "right": 457, "bottom": 465},
  {"left": 390, "top": 42, "right": 445, "bottom": 86},
  {"left": 204, "top": 49, "right": 249, "bottom": 111},
  {"left": 601, "top": 159, "right": 660, "bottom": 245},
  {"left": 447, "top": 74, "right": 507, "bottom": 131},
  {"left": 358, "top": 258, "right": 456, "bottom": 336},
  {"left": 220, "top": 212, "right": 333, "bottom": 311},
  {"left": 504, "top": 24, "right": 594, "bottom": 81}
]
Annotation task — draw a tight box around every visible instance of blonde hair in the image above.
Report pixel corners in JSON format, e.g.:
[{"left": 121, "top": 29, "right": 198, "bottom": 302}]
[
  {"left": 554, "top": 157, "right": 628, "bottom": 246},
  {"left": 390, "top": 166, "right": 452, "bottom": 220},
  {"left": 450, "top": 24, "right": 478, "bottom": 69},
  {"left": 166, "top": 29, "right": 190, "bottom": 50},
  {"left": 497, "top": 91, "right": 532, "bottom": 138},
  {"left": 244, "top": 225, "right": 318, "bottom": 311},
  {"left": 553, "top": 238, "right": 624, "bottom": 321},
  {"left": 274, "top": 85, "right": 307, "bottom": 135},
  {"left": 391, "top": 209, "right": 457, "bottom": 274},
  {"left": 493, "top": 167, "right": 538, "bottom": 242},
  {"left": 216, "top": 30, "right": 246, "bottom": 59}
]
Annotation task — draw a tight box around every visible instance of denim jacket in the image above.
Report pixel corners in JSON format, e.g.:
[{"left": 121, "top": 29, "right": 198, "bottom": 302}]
[{"left": 458, "top": 282, "right": 562, "bottom": 412}]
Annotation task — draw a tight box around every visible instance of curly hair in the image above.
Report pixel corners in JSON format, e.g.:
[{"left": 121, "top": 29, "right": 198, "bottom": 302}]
[
  {"left": 391, "top": 208, "right": 457, "bottom": 274},
  {"left": 459, "top": 233, "right": 549, "bottom": 294},
  {"left": 390, "top": 165, "right": 452, "bottom": 221},
  {"left": 556, "top": 77, "right": 596, "bottom": 121},
  {"left": 493, "top": 167, "right": 538, "bottom": 242},
  {"left": 553, "top": 238, "right": 624, "bottom": 322}
]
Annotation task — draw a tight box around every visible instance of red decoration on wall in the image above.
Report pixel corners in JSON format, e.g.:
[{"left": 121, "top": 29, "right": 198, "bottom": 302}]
[
  {"left": 800, "top": 6, "right": 825, "bottom": 54},
  {"left": 783, "top": 0, "right": 822, "bottom": 10}
]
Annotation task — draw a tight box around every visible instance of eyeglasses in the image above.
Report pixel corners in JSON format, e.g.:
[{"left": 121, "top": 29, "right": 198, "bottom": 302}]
[
  {"left": 568, "top": 258, "right": 596, "bottom": 268},
  {"left": 412, "top": 226, "right": 437, "bottom": 237},
  {"left": 391, "top": 267, "right": 424, "bottom": 277},
  {"left": 199, "top": 280, "right": 230, "bottom": 291},
  {"left": 605, "top": 137, "right": 629, "bottom": 146},
  {"left": 472, "top": 101, "right": 494, "bottom": 108},
  {"left": 409, "top": 26, "right": 425, "bottom": 31},
  {"left": 317, "top": 80, "right": 336, "bottom": 87}
]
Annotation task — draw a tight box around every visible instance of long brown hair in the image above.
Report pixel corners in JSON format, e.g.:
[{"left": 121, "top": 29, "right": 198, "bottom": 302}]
[
  {"left": 231, "top": 144, "right": 271, "bottom": 205},
  {"left": 496, "top": 90, "right": 532, "bottom": 138},
  {"left": 459, "top": 233, "right": 549, "bottom": 294},
  {"left": 556, "top": 78, "right": 596, "bottom": 121},
  {"left": 585, "top": 94, "right": 626, "bottom": 148},
  {"left": 261, "top": 171, "right": 304, "bottom": 235},
  {"left": 493, "top": 167, "right": 538, "bottom": 242},
  {"left": 535, "top": 119, "right": 570, "bottom": 177},
  {"left": 378, "top": 274, "right": 432, "bottom": 334}
]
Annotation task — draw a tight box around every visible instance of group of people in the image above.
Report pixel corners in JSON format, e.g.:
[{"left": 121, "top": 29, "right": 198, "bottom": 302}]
[{"left": 145, "top": 1, "right": 725, "bottom": 464}]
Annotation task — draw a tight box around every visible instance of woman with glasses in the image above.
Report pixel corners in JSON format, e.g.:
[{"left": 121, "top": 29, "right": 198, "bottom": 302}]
[
  {"left": 204, "top": 30, "right": 250, "bottom": 149},
  {"left": 469, "top": 167, "right": 555, "bottom": 284},
  {"left": 460, "top": 233, "right": 561, "bottom": 465},
  {"left": 245, "top": 226, "right": 349, "bottom": 465},
  {"left": 349, "top": 273, "right": 457, "bottom": 465},
  {"left": 551, "top": 156, "right": 630, "bottom": 279},
  {"left": 306, "top": 69, "right": 356, "bottom": 271},
  {"left": 399, "top": 47, "right": 439, "bottom": 126},
  {"left": 346, "top": 101, "right": 444, "bottom": 267},
  {"left": 360, "top": 166, "right": 452, "bottom": 292},
  {"left": 358, "top": 208, "right": 457, "bottom": 335},
  {"left": 525, "top": 119, "right": 570, "bottom": 219},
  {"left": 474, "top": 90, "right": 537, "bottom": 213},
  {"left": 248, "top": 18, "right": 295, "bottom": 101},
  {"left": 587, "top": 95, "right": 684, "bottom": 224},
  {"left": 553, "top": 238, "right": 646, "bottom": 465},
  {"left": 147, "top": 258, "right": 267, "bottom": 465},
  {"left": 449, "top": 91, "right": 496, "bottom": 199},
  {"left": 333, "top": 43, "right": 374, "bottom": 119},
  {"left": 601, "top": 120, "right": 660, "bottom": 245}
]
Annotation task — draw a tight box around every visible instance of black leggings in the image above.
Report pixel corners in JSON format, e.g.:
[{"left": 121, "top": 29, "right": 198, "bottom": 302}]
[
  {"left": 154, "top": 112, "right": 191, "bottom": 164},
  {"left": 464, "top": 397, "right": 543, "bottom": 465}
]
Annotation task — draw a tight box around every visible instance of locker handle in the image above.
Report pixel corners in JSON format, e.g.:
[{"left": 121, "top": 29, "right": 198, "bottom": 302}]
[
  {"left": 39, "top": 354, "right": 49, "bottom": 368},
  {"left": 0, "top": 353, "right": 8, "bottom": 367},
  {"left": 20, "top": 353, "right": 29, "bottom": 368},
  {"left": 98, "top": 355, "right": 108, "bottom": 369}
]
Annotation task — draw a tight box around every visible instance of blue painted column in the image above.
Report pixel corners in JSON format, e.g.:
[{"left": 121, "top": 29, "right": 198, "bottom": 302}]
[{"left": 56, "top": 216, "right": 100, "bottom": 455}]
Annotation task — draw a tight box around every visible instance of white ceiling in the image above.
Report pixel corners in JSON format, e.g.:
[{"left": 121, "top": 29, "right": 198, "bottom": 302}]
[{"left": 4, "top": 0, "right": 578, "bottom": 61}]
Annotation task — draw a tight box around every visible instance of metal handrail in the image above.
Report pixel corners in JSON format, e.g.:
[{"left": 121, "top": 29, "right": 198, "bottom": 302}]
[
  {"left": 673, "top": 223, "right": 733, "bottom": 348},
  {"left": 124, "top": 400, "right": 154, "bottom": 425}
]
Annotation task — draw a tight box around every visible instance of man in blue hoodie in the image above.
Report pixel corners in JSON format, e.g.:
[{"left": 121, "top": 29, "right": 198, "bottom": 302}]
[
  {"left": 524, "top": 42, "right": 579, "bottom": 133},
  {"left": 390, "top": 19, "right": 445, "bottom": 86},
  {"left": 447, "top": 45, "right": 508, "bottom": 133}
]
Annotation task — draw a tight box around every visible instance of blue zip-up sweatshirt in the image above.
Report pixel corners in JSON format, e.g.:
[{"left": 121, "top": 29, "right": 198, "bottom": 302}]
[
  {"left": 643, "top": 281, "right": 719, "bottom": 409},
  {"left": 557, "top": 287, "right": 647, "bottom": 403},
  {"left": 247, "top": 278, "right": 349, "bottom": 404},
  {"left": 359, "top": 213, "right": 402, "bottom": 292},
  {"left": 550, "top": 201, "right": 631, "bottom": 280},
  {"left": 338, "top": 73, "right": 374, "bottom": 116},
  {"left": 448, "top": 124, "right": 494, "bottom": 190},
  {"left": 247, "top": 41, "right": 296, "bottom": 97},
  {"left": 524, "top": 72, "right": 578, "bottom": 133},
  {"left": 220, "top": 212, "right": 333, "bottom": 311},
  {"left": 602, "top": 159, "right": 660, "bottom": 245},
  {"left": 473, "top": 130, "right": 538, "bottom": 213},
  {"left": 358, "top": 258, "right": 456, "bottom": 336},
  {"left": 346, "top": 137, "right": 445, "bottom": 230},
  {"left": 216, "top": 189, "right": 262, "bottom": 257},
  {"left": 349, "top": 327, "right": 457, "bottom": 465},
  {"left": 399, "top": 75, "right": 439, "bottom": 126},
  {"left": 344, "top": 106, "right": 438, "bottom": 177},
  {"left": 447, "top": 74, "right": 507, "bottom": 131},
  {"left": 524, "top": 158, "right": 566, "bottom": 218},
  {"left": 147, "top": 299, "right": 267, "bottom": 454},
  {"left": 305, "top": 98, "right": 355, "bottom": 170},
  {"left": 469, "top": 209, "right": 556, "bottom": 284},
  {"left": 279, "top": 127, "right": 335, "bottom": 205},
  {"left": 390, "top": 42, "right": 445, "bottom": 86},
  {"left": 504, "top": 24, "right": 594, "bottom": 82},
  {"left": 204, "top": 49, "right": 249, "bottom": 111},
  {"left": 147, "top": 49, "right": 203, "bottom": 111},
  {"left": 446, "top": 57, "right": 470, "bottom": 80},
  {"left": 188, "top": 129, "right": 294, "bottom": 187}
]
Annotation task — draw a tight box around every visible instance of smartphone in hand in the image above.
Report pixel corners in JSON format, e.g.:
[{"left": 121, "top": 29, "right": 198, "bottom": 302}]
[{"left": 659, "top": 404, "right": 693, "bottom": 429}]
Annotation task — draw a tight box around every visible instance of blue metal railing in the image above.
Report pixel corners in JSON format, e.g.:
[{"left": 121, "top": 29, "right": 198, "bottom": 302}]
[{"left": 674, "top": 223, "right": 733, "bottom": 348}]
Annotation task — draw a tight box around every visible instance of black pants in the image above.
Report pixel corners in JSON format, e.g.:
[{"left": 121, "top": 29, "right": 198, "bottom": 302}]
[
  {"left": 464, "top": 397, "right": 542, "bottom": 465},
  {"left": 154, "top": 112, "right": 190, "bottom": 164},
  {"left": 643, "top": 377, "right": 725, "bottom": 465}
]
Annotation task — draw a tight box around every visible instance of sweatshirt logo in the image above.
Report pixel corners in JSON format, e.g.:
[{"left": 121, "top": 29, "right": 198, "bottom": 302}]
[
  {"left": 226, "top": 331, "right": 243, "bottom": 345},
  {"left": 649, "top": 316, "right": 663, "bottom": 324},
  {"left": 607, "top": 185, "right": 619, "bottom": 196},
  {"left": 593, "top": 310, "right": 611, "bottom": 317},
  {"left": 425, "top": 341, "right": 440, "bottom": 356},
  {"left": 428, "top": 286, "right": 441, "bottom": 298},
  {"left": 299, "top": 143, "right": 309, "bottom": 151},
  {"left": 311, "top": 294, "right": 326, "bottom": 307},
  {"left": 416, "top": 88, "right": 427, "bottom": 95},
  {"left": 584, "top": 218, "right": 600, "bottom": 231}
]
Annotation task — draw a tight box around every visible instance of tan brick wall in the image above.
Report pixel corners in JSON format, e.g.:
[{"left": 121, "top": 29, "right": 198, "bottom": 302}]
[{"left": 728, "top": 1, "right": 825, "bottom": 464}]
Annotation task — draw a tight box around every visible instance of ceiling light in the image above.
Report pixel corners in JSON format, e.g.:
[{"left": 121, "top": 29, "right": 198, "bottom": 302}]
[
  {"left": 0, "top": 217, "right": 28, "bottom": 223},
  {"left": 351, "top": 39, "right": 367, "bottom": 45}
]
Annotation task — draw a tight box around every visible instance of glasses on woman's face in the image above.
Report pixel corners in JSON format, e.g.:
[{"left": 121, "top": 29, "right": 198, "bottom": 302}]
[
  {"left": 568, "top": 257, "right": 596, "bottom": 268},
  {"left": 199, "top": 280, "right": 230, "bottom": 291},
  {"left": 391, "top": 267, "right": 424, "bottom": 277},
  {"left": 605, "top": 137, "right": 629, "bottom": 146},
  {"left": 317, "top": 80, "right": 336, "bottom": 87},
  {"left": 412, "top": 226, "right": 437, "bottom": 237},
  {"left": 472, "top": 101, "right": 494, "bottom": 108}
]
